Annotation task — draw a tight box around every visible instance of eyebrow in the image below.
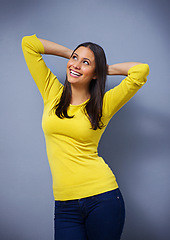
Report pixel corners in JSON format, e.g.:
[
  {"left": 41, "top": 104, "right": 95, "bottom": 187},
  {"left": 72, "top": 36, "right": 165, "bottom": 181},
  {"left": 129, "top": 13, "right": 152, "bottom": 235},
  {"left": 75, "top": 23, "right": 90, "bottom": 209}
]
[{"left": 73, "top": 53, "right": 91, "bottom": 63}]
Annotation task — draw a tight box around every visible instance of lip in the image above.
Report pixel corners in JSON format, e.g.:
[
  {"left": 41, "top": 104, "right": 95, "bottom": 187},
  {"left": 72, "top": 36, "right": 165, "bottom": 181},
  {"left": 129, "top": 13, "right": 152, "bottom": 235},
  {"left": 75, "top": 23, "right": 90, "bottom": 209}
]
[{"left": 69, "top": 69, "right": 82, "bottom": 78}]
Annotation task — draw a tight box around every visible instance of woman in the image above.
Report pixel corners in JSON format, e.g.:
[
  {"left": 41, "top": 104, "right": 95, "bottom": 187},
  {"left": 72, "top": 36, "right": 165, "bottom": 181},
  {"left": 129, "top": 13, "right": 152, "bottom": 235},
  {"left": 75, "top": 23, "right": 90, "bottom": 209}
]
[{"left": 22, "top": 34, "right": 149, "bottom": 240}]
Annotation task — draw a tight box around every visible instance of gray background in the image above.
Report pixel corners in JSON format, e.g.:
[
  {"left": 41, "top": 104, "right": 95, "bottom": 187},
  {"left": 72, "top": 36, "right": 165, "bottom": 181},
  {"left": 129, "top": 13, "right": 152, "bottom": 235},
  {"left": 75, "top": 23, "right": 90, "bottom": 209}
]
[{"left": 0, "top": 0, "right": 170, "bottom": 239}]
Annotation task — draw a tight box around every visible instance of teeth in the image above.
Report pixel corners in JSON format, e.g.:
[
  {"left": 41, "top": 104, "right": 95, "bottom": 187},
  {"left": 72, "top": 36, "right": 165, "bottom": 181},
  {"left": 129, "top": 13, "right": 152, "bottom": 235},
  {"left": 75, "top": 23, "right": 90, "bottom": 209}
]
[{"left": 70, "top": 70, "right": 81, "bottom": 76}]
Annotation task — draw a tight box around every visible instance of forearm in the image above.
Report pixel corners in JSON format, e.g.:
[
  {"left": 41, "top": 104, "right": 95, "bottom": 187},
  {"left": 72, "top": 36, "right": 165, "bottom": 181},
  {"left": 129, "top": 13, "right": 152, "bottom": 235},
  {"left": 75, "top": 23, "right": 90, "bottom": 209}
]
[
  {"left": 38, "top": 38, "right": 73, "bottom": 59},
  {"left": 107, "top": 62, "right": 143, "bottom": 76}
]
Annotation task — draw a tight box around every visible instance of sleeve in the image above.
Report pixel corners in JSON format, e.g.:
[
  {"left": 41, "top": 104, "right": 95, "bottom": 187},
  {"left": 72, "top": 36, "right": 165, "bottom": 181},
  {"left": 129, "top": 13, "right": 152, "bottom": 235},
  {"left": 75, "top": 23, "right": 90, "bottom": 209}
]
[
  {"left": 21, "top": 34, "right": 63, "bottom": 103},
  {"left": 103, "top": 63, "right": 150, "bottom": 119}
]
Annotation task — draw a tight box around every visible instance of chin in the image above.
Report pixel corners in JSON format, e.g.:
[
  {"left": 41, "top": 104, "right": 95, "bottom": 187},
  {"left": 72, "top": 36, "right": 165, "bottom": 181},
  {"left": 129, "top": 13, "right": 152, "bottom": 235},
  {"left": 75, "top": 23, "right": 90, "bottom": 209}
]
[
  {"left": 67, "top": 78, "right": 77, "bottom": 85},
  {"left": 67, "top": 75, "right": 80, "bottom": 84}
]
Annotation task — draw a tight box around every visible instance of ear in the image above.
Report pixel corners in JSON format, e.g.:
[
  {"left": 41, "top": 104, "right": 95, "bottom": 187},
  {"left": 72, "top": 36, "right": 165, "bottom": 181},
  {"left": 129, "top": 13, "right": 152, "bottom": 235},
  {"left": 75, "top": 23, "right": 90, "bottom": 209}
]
[{"left": 92, "top": 74, "right": 97, "bottom": 80}]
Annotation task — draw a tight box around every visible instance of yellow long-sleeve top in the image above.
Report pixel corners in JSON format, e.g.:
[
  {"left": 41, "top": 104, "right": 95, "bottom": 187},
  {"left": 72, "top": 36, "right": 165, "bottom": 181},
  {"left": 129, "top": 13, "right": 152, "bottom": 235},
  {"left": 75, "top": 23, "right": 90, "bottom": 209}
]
[{"left": 22, "top": 34, "right": 149, "bottom": 201}]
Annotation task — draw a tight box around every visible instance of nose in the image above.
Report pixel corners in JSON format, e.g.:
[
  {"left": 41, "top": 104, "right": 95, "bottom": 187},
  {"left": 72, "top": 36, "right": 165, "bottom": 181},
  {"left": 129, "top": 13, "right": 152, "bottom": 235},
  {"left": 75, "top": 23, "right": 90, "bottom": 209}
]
[{"left": 73, "top": 61, "right": 81, "bottom": 70}]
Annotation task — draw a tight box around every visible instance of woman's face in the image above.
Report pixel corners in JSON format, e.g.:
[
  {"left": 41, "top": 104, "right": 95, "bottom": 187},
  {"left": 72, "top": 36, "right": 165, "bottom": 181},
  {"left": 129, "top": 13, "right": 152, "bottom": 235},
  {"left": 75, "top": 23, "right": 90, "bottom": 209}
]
[{"left": 67, "top": 46, "right": 96, "bottom": 88}]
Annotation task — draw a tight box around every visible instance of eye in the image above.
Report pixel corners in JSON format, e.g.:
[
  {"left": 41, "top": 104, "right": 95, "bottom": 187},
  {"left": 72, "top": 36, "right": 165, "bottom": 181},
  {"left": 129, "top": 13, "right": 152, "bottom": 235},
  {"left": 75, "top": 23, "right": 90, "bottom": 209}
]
[
  {"left": 83, "top": 60, "right": 89, "bottom": 65},
  {"left": 72, "top": 55, "right": 77, "bottom": 60}
]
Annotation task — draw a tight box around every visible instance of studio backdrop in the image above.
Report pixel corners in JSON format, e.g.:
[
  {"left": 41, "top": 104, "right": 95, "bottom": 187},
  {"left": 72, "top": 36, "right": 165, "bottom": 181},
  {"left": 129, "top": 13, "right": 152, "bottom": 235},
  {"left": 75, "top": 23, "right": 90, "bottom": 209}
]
[{"left": 0, "top": 0, "right": 170, "bottom": 239}]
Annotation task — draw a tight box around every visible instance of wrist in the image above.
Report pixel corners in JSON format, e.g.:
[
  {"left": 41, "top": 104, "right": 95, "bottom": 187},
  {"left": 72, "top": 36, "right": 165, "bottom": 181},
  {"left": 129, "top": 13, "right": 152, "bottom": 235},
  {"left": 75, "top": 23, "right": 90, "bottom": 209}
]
[
  {"left": 66, "top": 49, "right": 73, "bottom": 59},
  {"left": 107, "top": 64, "right": 121, "bottom": 75}
]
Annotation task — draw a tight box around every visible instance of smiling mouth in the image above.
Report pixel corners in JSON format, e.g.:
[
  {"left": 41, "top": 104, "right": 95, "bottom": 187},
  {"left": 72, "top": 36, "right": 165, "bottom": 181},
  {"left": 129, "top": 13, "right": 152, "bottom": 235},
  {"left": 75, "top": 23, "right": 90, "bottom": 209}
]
[{"left": 70, "top": 69, "right": 82, "bottom": 77}]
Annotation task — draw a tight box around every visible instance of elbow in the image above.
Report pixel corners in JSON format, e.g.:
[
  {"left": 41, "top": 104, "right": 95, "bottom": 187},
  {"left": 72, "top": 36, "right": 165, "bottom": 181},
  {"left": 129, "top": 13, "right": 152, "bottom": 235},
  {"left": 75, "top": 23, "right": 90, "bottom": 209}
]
[
  {"left": 128, "top": 63, "right": 150, "bottom": 87},
  {"left": 21, "top": 35, "right": 34, "bottom": 49},
  {"left": 141, "top": 63, "right": 150, "bottom": 77},
  {"left": 144, "top": 63, "right": 150, "bottom": 76},
  {"left": 142, "top": 63, "right": 150, "bottom": 84},
  {"left": 21, "top": 36, "right": 28, "bottom": 50},
  {"left": 139, "top": 63, "right": 150, "bottom": 83}
]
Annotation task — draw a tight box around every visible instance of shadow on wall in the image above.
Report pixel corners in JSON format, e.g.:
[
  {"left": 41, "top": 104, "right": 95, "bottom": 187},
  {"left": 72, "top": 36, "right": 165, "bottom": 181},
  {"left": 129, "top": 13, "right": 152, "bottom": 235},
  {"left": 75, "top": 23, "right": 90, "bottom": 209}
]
[{"left": 99, "top": 103, "right": 170, "bottom": 240}]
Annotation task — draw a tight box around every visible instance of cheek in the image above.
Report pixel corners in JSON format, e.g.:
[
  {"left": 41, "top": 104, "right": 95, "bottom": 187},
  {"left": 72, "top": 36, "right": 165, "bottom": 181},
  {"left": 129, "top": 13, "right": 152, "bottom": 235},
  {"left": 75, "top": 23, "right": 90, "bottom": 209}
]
[
  {"left": 67, "top": 58, "right": 75, "bottom": 68},
  {"left": 67, "top": 60, "right": 71, "bottom": 68},
  {"left": 66, "top": 62, "right": 71, "bottom": 77},
  {"left": 84, "top": 68, "right": 95, "bottom": 77}
]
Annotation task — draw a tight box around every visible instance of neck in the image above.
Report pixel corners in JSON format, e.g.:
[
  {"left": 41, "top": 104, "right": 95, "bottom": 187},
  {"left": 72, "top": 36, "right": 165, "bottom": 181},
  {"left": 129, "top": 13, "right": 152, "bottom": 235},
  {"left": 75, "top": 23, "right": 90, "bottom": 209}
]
[{"left": 70, "top": 84, "right": 90, "bottom": 105}]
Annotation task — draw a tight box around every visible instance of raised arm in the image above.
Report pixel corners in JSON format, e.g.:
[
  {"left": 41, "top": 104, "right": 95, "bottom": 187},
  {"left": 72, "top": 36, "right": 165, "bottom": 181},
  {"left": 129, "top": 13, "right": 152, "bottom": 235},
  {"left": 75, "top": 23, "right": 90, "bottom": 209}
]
[
  {"left": 22, "top": 34, "right": 72, "bottom": 103},
  {"left": 107, "top": 62, "right": 144, "bottom": 76},
  {"left": 103, "top": 63, "right": 150, "bottom": 120}
]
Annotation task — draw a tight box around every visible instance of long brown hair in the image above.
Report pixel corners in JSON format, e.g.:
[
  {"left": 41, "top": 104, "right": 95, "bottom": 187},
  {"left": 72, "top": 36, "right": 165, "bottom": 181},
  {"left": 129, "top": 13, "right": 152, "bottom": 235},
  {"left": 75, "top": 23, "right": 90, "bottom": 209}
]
[{"left": 54, "top": 42, "right": 107, "bottom": 130}]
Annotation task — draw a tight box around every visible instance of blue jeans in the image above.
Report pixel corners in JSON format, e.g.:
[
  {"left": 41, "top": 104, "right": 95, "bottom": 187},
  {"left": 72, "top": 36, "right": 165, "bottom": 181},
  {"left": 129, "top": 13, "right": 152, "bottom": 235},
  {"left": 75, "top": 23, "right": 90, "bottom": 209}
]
[{"left": 54, "top": 188, "right": 125, "bottom": 240}]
